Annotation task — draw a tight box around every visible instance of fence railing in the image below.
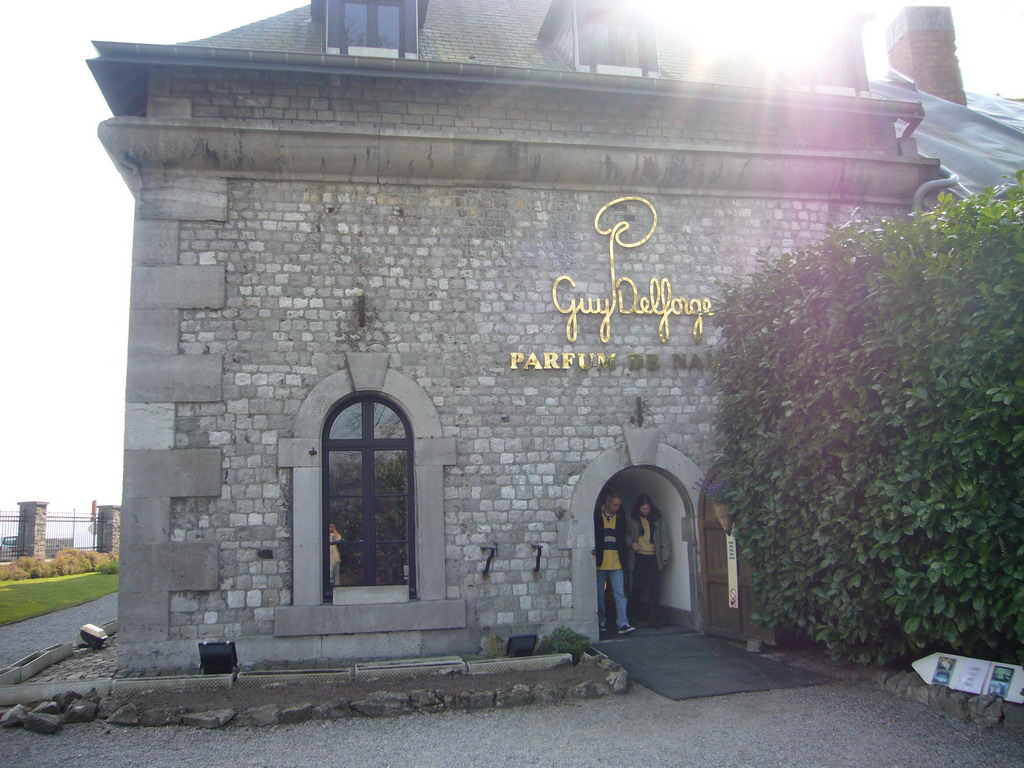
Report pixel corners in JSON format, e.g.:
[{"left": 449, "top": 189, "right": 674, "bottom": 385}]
[{"left": 0, "top": 503, "right": 119, "bottom": 562}]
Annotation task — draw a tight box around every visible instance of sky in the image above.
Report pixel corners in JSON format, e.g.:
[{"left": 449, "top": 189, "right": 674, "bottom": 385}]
[{"left": 0, "top": 1, "right": 1020, "bottom": 514}]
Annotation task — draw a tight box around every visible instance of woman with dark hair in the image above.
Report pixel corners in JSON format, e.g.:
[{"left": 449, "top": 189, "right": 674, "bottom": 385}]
[{"left": 627, "top": 493, "right": 671, "bottom": 626}]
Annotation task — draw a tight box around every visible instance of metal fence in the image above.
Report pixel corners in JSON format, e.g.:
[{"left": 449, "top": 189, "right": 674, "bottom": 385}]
[
  {"left": 45, "top": 513, "right": 98, "bottom": 556},
  {"left": 0, "top": 511, "right": 21, "bottom": 560},
  {"left": 0, "top": 510, "right": 100, "bottom": 561}
]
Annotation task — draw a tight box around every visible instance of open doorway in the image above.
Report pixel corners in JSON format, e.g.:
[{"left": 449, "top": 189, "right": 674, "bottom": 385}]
[{"left": 596, "top": 466, "right": 698, "bottom": 633}]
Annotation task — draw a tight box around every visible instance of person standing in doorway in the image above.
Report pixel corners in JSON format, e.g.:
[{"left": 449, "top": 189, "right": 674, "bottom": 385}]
[
  {"left": 593, "top": 491, "right": 635, "bottom": 634},
  {"left": 627, "top": 493, "right": 671, "bottom": 627}
]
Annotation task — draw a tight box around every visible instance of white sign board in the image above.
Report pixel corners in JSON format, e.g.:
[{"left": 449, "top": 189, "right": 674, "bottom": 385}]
[
  {"left": 725, "top": 534, "right": 739, "bottom": 610},
  {"left": 912, "top": 652, "right": 1024, "bottom": 703}
]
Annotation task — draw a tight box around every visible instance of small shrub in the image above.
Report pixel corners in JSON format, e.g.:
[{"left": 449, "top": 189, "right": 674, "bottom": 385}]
[
  {"left": 0, "top": 549, "right": 119, "bottom": 580},
  {"left": 15, "top": 556, "right": 53, "bottom": 579},
  {"left": 0, "top": 563, "right": 29, "bottom": 581},
  {"left": 547, "top": 626, "right": 591, "bottom": 664}
]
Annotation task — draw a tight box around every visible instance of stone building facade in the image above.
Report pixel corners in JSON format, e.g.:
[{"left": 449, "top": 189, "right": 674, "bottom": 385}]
[{"left": 90, "top": 0, "right": 940, "bottom": 672}]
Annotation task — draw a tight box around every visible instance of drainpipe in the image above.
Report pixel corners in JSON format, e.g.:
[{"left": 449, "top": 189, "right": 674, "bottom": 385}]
[{"left": 913, "top": 168, "right": 960, "bottom": 210}]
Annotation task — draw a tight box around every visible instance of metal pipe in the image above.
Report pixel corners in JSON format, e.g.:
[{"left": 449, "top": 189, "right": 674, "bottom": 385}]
[{"left": 913, "top": 171, "right": 961, "bottom": 210}]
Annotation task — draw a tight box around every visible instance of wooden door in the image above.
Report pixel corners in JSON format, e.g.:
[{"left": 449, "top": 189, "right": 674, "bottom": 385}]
[{"left": 698, "top": 495, "right": 775, "bottom": 643}]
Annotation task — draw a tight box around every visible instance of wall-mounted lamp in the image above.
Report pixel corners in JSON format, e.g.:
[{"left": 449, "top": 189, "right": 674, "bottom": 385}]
[{"left": 481, "top": 545, "right": 497, "bottom": 576}]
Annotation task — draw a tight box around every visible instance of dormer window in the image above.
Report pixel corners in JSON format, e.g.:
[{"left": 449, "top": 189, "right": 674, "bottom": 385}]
[
  {"left": 589, "top": 16, "right": 640, "bottom": 72},
  {"left": 540, "top": 0, "right": 658, "bottom": 77},
  {"left": 322, "top": 0, "right": 420, "bottom": 58}
]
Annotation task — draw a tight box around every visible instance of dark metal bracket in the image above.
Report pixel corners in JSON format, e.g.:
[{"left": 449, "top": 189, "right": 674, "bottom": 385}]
[
  {"left": 532, "top": 544, "right": 543, "bottom": 573},
  {"left": 481, "top": 545, "right": 497, "bottom": 576}
]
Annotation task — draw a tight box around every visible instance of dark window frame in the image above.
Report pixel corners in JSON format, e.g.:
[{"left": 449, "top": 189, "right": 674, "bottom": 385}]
[
  {"left": 321, "top": 395, "right": 416, "bottom": 602},
  {"left": 575, "top": 0, "right": 659, "bottom": 76},
  {"left": 325, "top": 0, "right": 409, "bottom": 56}
]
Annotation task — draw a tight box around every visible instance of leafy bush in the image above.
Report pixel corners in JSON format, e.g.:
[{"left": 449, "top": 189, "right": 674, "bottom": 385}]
[
  {"left": 0, "top": 550, "right": 119, "bottom": 581},
  {"left": 547, "top": 626, "right": 592, "bottom": 663},
  {"left": 714, "top": 174, "right": 1024, "bottom": 665},
  {"left": 0, "top": 564, "right": 29, "bottom": 581}
]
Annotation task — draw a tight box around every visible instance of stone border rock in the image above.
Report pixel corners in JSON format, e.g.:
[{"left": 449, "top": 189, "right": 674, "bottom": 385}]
[
  {"left": 868, "top": 667, "right": 1023, "bottom": 731},
  {"left": 0, "top": 657, "right": 628, "bottom": 734}
]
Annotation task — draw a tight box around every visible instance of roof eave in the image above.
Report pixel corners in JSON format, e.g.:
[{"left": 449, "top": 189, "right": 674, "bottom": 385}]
[{"left": 89, "top": 40, "right": 928, "bottom": 124}]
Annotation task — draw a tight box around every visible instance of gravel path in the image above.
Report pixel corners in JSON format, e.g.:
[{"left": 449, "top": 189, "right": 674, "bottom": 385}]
[
  {"left": 2, "top": 595, "right": 1021, "bottom": 766},
  {"left": 2, "top": 682, "right": 1022, "bottom": 767},
  {"left": 0, "top": 592, "right": 117, "bottom": 668}
]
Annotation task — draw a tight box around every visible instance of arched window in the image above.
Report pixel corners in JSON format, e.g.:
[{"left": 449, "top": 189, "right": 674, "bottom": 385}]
[{"left": 322, "top": 396, "right": 415, "bottom": 602}]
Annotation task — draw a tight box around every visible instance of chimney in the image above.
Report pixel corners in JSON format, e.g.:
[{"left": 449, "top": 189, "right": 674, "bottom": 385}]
[{"left": 886, "top": 6, "right": 967, "bottom": 105}]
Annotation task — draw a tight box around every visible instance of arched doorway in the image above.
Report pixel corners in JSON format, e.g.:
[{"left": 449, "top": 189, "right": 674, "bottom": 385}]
[
  {"left": 566, "top": 435, "right": 702, "bottom": 636},
  {"left": 605, "top": 466, "right": 696, "bottom": 630}
]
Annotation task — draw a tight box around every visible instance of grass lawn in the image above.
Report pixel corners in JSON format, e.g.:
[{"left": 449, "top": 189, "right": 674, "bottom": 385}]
[{"left": 0, "top": 572, "right": 118, "bottom": 626}]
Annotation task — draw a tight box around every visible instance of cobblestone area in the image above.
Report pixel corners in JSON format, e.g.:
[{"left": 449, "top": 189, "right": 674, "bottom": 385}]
[{"left": 26, "top": 638, "right": 119, "bottom": 684}]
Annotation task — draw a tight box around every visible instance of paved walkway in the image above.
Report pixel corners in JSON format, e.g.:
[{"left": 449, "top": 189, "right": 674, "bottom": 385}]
[{"left": 0, "top": 592, "right": 117, "bottom": 669}]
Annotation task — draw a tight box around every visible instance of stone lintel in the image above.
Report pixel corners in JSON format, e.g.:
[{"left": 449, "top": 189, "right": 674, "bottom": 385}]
[
  {"left": 278, "top": 438, "right": 322, "bottom": 468},
  {"left": 123, "top": 449, "right": 222, "bottom": 498},
  {"left": 132, "top": 219, "right": 179, "bottom": 265},
  {"left": 139, "top": 174, "right": 228, "bottom": 221},
  {"left": 346, "top": 352, "right": 390, "bottom": 391},
  {"left": 126, "top": 355, "right": 223, "bottom": 403},
  {"left": 131, "top": 265, "right": 226, "bottom": 310},
  {"left": 128, "top": 310, "right": 180, "bottom": 356},
  {"left": 623, "top": 427, "right": 661, "bottom": 467},
  {"left": 414, "top": 436, "right": 457, "bottom": 466},
  {"left": 124, "top": 403, "right": 175, "bottom": 451}
]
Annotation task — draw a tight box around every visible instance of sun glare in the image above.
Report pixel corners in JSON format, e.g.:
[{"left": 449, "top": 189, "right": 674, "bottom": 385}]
[{"left": 640, "top": 0, "right": 859, "bottom": 64}]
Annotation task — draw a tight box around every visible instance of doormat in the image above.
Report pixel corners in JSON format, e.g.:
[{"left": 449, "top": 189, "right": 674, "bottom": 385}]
[{"left": 592, "top": 631, "right": 829, "bottom": 700}]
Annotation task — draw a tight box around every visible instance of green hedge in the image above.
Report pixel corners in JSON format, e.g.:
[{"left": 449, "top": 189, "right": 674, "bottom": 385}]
[
  {"left": 714, "top": 174, "right": 1024, "bottom": 665},
  {"left": 0, "top": 549, "right": 119, "bottom": 581}
]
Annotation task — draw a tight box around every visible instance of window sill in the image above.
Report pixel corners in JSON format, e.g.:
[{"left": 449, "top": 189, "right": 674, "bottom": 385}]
[
  {"left": 274, "top": 599, "right": 467, "bottom": 637},
  {"left": 348, "top": 46, "right": 400, "bottom": 59},
  {"left": 594, "top": 64, "right": 643, "bottom": 77},
  {"left": 333, "top": 585, "right": 409, "bottom": 606}
]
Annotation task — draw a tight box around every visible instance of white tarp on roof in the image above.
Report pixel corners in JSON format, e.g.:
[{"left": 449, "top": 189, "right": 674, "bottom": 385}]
[{"left": 872, "top": 76, "right": 1024, "bottom": 196}]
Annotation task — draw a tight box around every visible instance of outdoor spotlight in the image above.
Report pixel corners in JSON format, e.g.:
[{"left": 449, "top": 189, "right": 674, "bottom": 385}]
[
  {"left": 80, "top": 624, "right": 108, "bottom": 649},
  {"left": 198, "top": 641, "right": 237, "bottom": 675},
  {"left": 506, "top": 634, "right": 537, "bottom": 658}
]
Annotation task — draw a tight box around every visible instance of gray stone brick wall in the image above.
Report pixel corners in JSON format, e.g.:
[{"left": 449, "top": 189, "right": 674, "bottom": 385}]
[
  {"left": 154, "top": 68, "right": 896, "bottom": 156},
  {"left": 164, "top": 177, "right": 896, "bottom": 643},
  {"left": 94, "top": 50, "right": 937, "bottom": 669}
]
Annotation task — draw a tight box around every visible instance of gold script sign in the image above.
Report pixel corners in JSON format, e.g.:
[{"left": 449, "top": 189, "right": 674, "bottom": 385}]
[{"left": 551, "top": 197, "right": 713, "bottom": 343}]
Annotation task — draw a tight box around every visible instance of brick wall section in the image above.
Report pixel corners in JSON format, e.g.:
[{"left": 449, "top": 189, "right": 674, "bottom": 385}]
[
  {"left": 164, "top": 178, "right": 895, "bottom": 640},
  {"left": 886, "top": 6, "right": 967, "bottom": 106},
  {"left": 888, "top": 28, "right": 967, "bottom": 105},
  {"left": 153, "top": 68, "right": 897, "bottom": 156}
]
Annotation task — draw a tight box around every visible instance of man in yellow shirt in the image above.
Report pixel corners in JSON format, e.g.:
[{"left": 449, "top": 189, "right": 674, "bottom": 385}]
[{"left": 593, "top": 491, "right": 634, "bottom": 634}]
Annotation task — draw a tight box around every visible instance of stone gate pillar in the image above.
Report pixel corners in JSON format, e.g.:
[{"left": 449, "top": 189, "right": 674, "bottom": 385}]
[
  {"left": 17, "top": 501, "right": 48, "bottom": 558},
  {"left": 97, "top": 505, "right": 121, "bottom": 554}
]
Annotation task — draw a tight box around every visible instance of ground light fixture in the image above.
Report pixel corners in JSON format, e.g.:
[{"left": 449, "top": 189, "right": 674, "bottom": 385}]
[
  {"left": 506, "top": 634, "right": 537, "bottom": 657},
  {"left": 80, "top": 624, "right": 108, "bottom": 649},
  {"left": 198, "top": 640, "right": 237, "bottom": 674}
]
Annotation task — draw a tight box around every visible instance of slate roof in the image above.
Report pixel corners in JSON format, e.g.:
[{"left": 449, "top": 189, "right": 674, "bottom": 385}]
[
  {"left": 418, "top": 0, "right": 564, "bottom": 68},
  {"left": 183, "top": 6, "right": 320, "bottom": 52},
  {"left": 180, "top": 1, "right": 797, "bottom": 88}
]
